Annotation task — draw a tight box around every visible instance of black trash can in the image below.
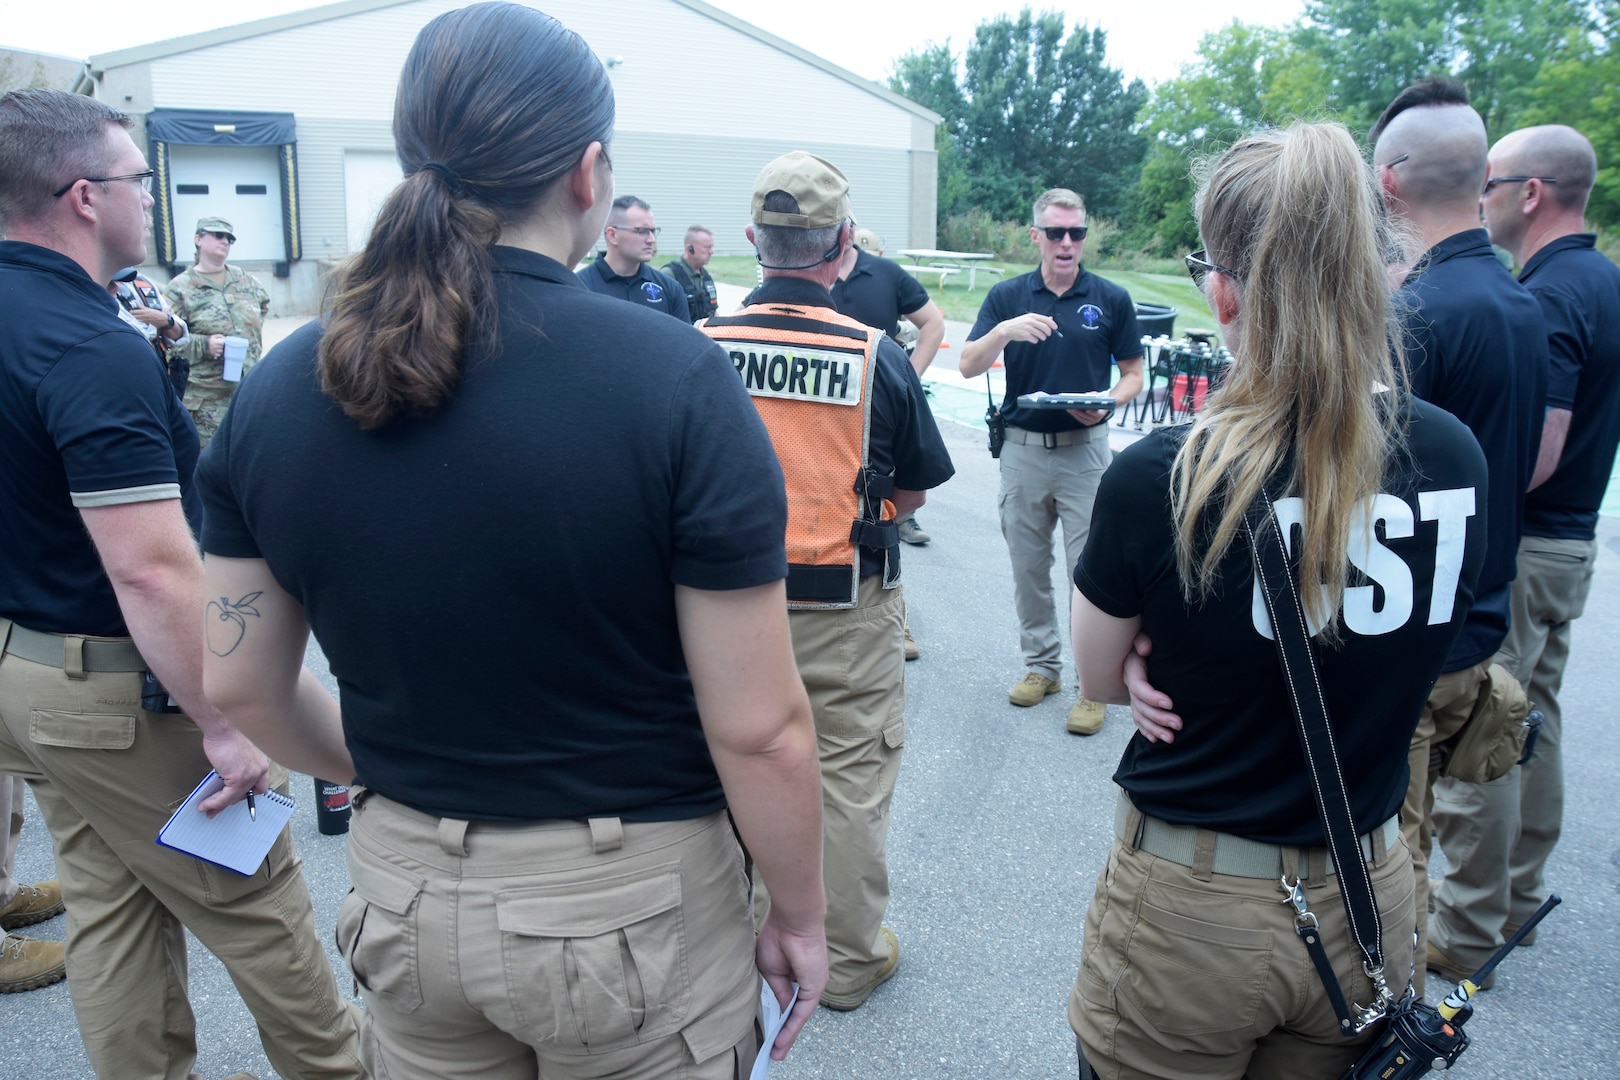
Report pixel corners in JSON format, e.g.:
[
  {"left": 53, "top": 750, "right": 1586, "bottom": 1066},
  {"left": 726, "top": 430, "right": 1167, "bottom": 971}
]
[{"left": 1135, "top": 303, "right": 1177, "bottom": 339}]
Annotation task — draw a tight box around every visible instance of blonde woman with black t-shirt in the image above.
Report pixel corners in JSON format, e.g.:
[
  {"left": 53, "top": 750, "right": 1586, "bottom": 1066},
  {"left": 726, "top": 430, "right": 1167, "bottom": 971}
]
[{"left": 1067, "top": 123, "right": 1490, "bottom": 1079}]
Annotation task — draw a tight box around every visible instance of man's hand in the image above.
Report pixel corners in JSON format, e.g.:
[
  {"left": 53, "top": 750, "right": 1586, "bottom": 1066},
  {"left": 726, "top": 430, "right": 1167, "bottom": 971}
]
[
  {"left": 1067, "top": 391, "right": 1115, "bottom": 427},
  {"left": 1001, "top": 312, "right": 1059, "bottom": 344},
  {"left": 755, "top": 911, "right": 828, "bottom": 1060},
  {"left": 129, "top": 307, "right": 169, "bottom": 328},
  {"left": 1123, "top": 633, "right": 1182, "bottom": 743},
  {"left": 207, "top": 334, "right": 225, "bottom": 358},
  {"left": 197, "top": 727, "right": 270, "bottom": 815}
]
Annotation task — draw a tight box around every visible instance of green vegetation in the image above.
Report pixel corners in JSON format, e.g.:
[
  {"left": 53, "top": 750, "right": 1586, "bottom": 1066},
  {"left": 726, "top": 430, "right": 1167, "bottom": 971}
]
[
  {"left": 890, "top": 2, "right": 1620, "bottom": 258},
  {"left": 705, "top": 253, "right": 1214, "bottom": 331}
]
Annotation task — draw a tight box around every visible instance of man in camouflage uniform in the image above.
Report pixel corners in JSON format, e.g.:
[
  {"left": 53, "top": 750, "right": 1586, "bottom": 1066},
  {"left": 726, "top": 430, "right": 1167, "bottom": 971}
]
[{"left": 163, "top": 216, "right": 270, "bottom": 444}]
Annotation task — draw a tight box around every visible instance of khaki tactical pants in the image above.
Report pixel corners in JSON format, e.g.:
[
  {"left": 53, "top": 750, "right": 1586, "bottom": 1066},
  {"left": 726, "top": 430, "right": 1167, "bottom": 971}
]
[
  {"left": 0, "top": 627, "right": 362, "bottom": 1080},
  {"left": 998, "top": 424, "right": 1111, "bottom": 680},
  {"left": 341, "top": 793, "right": 760, "bottom": 1080},
  {"left": 1431, "top": 535, "right": 1595, "bottom": 962}
]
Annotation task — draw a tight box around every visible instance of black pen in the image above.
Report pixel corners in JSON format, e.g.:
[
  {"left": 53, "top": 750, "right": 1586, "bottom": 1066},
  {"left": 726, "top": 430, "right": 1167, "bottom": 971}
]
[{"left": 245, "top": 791, "right": 257, "bottom": 821}]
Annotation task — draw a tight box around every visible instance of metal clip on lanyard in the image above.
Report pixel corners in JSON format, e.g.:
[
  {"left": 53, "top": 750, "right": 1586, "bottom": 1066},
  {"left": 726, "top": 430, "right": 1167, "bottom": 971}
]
[{"left": 1244, "top": 490, "right": 1404, "bottom": 1035}]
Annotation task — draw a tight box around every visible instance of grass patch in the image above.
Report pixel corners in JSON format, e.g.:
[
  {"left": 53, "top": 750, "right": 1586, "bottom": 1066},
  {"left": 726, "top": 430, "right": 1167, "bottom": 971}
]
[{"left": 705, "top": 254, "right": 1217, "bottom": 337}]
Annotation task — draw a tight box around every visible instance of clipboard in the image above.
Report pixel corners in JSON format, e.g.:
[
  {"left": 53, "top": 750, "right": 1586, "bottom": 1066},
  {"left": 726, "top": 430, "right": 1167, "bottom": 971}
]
[
  {"left": 155, "top": 771, "right": 295, "bottom": 876},
  {"left": 1016, "top": 392, "right": 1117, "bottom": 413}
]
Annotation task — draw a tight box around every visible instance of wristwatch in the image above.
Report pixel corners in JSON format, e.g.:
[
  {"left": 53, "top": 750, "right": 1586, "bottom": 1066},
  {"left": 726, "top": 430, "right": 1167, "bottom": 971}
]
[{"left": 165, "top": 313, "right": 176, "bottom": 329}]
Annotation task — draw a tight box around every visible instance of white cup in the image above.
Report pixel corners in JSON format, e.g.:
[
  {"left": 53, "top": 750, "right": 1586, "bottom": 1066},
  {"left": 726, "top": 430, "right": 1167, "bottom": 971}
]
[{"left": 222, "top": 335, "right": 248, "bottom": 382}]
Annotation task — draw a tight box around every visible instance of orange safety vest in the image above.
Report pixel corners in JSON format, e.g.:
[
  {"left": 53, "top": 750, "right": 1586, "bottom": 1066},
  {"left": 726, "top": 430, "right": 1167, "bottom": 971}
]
[{"left": 703, "top": 302, "right": 898, "bottom": 608}]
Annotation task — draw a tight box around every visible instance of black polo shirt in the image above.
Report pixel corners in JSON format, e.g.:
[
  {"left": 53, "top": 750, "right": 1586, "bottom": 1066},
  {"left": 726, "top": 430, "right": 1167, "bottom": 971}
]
[
  {"left": 740, "top": 277, "right": 955, "bottom": 578},
  {"left": 1400, "top": 228, "right": 1549, "bottom": 669},
  {"left": 968, "top": 266, "right": 1143, "bottom": 432},
  {"left": 577, "top": 255, "right": 690, "bottom": 321},
  {"left": 830, "top": 249, "right": 930, "bottom": 343},
  {"left": 198, "top": 246, "right": 786, "bottom": 823},
  {"left": 1517, "top": 234, "right": 1620, "bottom": 540},
  {"left": 0, "top": 241, "right": 201, "bottom": 637}
]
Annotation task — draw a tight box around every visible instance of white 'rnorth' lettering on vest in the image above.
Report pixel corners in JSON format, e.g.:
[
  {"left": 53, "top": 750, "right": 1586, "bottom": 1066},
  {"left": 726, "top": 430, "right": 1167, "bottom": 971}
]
[{"left": 724, "top": 346, "right": 863, "bottom": 406}]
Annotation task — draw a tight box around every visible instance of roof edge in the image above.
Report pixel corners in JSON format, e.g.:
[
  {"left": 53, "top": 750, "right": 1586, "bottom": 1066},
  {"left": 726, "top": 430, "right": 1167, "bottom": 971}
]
[
  {"left": 86, "top": 0, "right": 942, "bottom": 126},
  {"left": 669, "top": 0, "right": 941, "bottom": 124},
  {"left": 88, "top": 0, "right": 410, "bottom": 70}
]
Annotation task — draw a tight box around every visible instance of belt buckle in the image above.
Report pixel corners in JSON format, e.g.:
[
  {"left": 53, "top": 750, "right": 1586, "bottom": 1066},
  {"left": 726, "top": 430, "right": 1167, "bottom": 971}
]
[{"left": 1042, "top": 431, "right": 1059, "bottom": 449}]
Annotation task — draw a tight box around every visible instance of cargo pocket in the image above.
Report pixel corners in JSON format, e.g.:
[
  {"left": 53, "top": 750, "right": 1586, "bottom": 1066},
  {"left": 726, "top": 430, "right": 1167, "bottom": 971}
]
[
  {"left": 336, "top": 849, "right": 426, "bottom": 1013},
  {"left": 1117, "top": 888, "right": 1274, "bottom": 1043},
  {"left": 496, "top": 863, "right": 690, "bottom": 1051},
  {"left": 29, "top": 709, "right": 136, "bottom": 749}
]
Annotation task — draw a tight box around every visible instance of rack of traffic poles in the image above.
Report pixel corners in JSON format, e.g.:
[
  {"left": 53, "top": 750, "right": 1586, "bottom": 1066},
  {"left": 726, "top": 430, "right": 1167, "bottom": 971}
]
[{"left": 1119, "top": 330, "right": 1234, "bottom": 430}]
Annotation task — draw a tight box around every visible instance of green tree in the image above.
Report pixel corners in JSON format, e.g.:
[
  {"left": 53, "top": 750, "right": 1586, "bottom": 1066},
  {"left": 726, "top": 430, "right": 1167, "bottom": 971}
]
[
  {"left": 889, "top": 9, "right": 1149, "bottom": 224},
  {"left": 1519, "top": 1, "right": 1620, "bottom": 226}
]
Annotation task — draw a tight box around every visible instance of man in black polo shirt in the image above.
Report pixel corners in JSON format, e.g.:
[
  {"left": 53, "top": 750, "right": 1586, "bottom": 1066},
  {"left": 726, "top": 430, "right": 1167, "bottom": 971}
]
[
  {"left": 0, "top": 87, "right": 360, "bottom": 1078},
  {"left": 662, "top": 225, "right": 719, "bottom": 323},
  {"left": 577, "top": 194, "right": 690, "bottom": 320},
  {"left": 1432, "top": 122, "right": 1620, "bottom": 967},
  {"left": 960, "top": 188, "right": 1142, "bottom": 737},
  {"left": 832, "top": 229, "right": 946, "bottom": 551},
  {"left": 1370, "top": 77, "right": 1550, "bottom": 991}
]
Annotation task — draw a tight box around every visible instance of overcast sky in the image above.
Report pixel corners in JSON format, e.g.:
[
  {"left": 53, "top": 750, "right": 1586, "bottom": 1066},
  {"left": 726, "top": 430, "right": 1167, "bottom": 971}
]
[{"left": 3, "top": 0, "right": 1305, "bottom": 87}]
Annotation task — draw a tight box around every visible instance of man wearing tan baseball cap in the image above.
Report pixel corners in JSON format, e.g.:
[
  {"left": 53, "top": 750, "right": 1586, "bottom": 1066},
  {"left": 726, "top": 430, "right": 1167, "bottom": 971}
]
[{"left": 702, "top": 151, "right": 954, "bottom": 1011}]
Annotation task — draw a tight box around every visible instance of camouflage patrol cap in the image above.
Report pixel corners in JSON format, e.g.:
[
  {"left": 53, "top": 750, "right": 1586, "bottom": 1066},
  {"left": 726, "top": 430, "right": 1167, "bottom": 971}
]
[
  {"left": 195, "top": 216, "right": 236, "bottom": 241},
  {"left": 751, "top": 152, "right": 853, "bottom": 229}
]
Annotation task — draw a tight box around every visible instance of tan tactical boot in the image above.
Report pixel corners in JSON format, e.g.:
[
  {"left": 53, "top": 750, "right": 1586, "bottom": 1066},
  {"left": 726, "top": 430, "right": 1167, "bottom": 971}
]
[
  {"left": 0, "top": 933, "right": 66, "bottom": 993},
  {"left": 1067, "top": 697, "right": 1107, "bottom": 736},
  {"left": 1009, "top": 672, "right": 1061, "bottom": 707},
  {"left": 0, "top": 879, "right": 65, "bottom": 930}
]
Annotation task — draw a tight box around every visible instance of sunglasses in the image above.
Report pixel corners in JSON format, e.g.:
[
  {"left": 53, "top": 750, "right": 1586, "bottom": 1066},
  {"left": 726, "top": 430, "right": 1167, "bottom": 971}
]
[
  {"left": 204, "top": 231, "right": 235, "bottom": 242},
  {"left": 1483, "top": 176, "right": 1558, "bottom": 194},
  {"left": 52, "top": 169, "right": 155, "bottom": 198},
  {"left": 1039, "top": 226, "right": 1088, "bottom": 242},
  {"left": 1185, "top": 250, "right": 1243, "bottom": 288}
]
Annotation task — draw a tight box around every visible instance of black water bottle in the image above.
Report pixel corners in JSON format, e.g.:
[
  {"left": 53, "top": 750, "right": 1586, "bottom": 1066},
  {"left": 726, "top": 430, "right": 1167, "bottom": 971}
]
[{"left": 313, "top": 777, "right": 351, "bottom": 835}]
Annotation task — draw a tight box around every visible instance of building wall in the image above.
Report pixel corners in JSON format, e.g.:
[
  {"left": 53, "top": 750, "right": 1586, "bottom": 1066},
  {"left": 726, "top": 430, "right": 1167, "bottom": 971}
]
[{"left": 97, "top": 0, "right": 933, "bottom": 313}]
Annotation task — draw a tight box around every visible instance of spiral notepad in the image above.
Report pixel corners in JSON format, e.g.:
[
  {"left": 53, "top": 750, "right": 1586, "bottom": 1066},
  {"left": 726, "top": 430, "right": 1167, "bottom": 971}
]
[{"left": 155, "top": 771, "right": 296, "bottom": 875}]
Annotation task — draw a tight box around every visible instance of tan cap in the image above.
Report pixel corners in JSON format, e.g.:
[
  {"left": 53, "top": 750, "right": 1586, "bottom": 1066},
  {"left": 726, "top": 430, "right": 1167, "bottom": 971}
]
[
  {"left": 750, "top": 152, "right": 853, "bottom": 228},
  {"left": 195, "top": 216, "right": 236, "bottom": 240},
  {"left": 853, "top": 228, "right": 881, "bottom": 254}
]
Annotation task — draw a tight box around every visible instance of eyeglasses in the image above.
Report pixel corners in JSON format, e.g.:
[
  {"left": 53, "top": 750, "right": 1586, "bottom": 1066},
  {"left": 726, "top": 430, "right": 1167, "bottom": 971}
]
[
  {"left": 1185, "top": 250, "right": 1243, "bottom": 288},
  {"left": 1380, "top": 154, "right": 1410, "bottom": 169},
  {"left": 52, "top": 169, "right": 155, "bottom": 198},
  {"left": 1483, "top": 176, "right": 1558, "bottom": 194},
  {"left": 612, "top": 226, "right": 661, "bottom": 237},
  {"left": 204, "top": 231, "right": 235, "bottom": 242},
  {"left": 1039, "top": 226, "right": 1088, "bottom": 242}
]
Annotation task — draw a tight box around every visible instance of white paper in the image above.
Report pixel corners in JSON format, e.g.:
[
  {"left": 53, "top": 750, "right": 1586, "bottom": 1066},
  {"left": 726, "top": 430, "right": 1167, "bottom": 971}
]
[
  {"left": 749, "top": 980, "right": 800, "bottom": 1080},
  {"left": 155, "top": 771, "right": 295, "bottom": 875}
]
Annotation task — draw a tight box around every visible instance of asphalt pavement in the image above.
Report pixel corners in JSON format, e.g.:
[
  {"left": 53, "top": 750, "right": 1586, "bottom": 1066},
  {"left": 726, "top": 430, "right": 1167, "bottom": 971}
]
[{"left": 6, "top": 339, "right": 1620, "bottom": 1077}]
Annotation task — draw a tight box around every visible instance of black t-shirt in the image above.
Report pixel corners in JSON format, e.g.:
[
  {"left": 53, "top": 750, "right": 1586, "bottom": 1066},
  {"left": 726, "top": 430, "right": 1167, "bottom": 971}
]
[
  {"left": 743, "top": 277, "right": 956, "bottom": 578},
  {"left": 577, "top": 256, "right": 691, "bottom": 321},
  {"left": 830, "top": 249, "right": 930, "bottom": 343},
  {"left": 1401, "top": 229, "right": 1548, "bottom": 668},
  {"left": 197, "top": 246, "right": 787, "bottom": 823},
  {"left": 661, "top": 258, "right": 719, "bottom": 323},
  {"left": 1518, "top": 235, "right": 1620, "bottom": 540},
  {"left": 968, "top": 266, "right": 1143, "bottom": 432},
  {"left": 0, "top": 241, "right": 201, "bottom": 636},
  {"left": 1076, "top": 397, "right": 1489, "bottom": 845}
]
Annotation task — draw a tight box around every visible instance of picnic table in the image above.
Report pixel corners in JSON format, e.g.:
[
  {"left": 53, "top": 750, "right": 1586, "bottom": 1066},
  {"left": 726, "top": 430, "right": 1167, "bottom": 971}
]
[{"left": 895, "top": 248, "right": 1003, "bottom": 290}]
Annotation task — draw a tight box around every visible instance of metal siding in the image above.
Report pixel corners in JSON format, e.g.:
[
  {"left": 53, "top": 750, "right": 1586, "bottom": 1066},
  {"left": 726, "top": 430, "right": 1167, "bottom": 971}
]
[
  {"left": 610, "top": 133, "right": 915, "bottom": 257},
  {"left": 143, "top": 0, "right": 912, "bottom": 142},
  {"left": 125, "top": 0, "right": 933, "bottom": 267}
]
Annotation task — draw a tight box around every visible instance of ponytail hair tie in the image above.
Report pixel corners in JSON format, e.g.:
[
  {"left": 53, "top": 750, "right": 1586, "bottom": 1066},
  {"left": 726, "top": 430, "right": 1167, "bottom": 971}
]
[{"left": 420, "top": 161, "right": 465, "bottom": 194}]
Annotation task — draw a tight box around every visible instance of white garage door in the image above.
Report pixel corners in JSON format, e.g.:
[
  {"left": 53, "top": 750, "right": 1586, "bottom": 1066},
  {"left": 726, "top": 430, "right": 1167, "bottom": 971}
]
[
  {"left": 344, "top": 151, "right": 403, "bottom": 254},
  {"left": 168, "top": 145, "right": 285, "bottom": 262}
]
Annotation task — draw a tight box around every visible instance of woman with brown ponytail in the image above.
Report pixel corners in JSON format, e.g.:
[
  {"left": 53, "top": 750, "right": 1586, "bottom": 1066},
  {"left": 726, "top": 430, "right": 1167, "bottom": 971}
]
[
  {"left": 1067, "top": 122, "right": 1490, "bottom": 1078},
  {"left": 192, "top": 4, "right": 827, "bottom": 1077}
]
